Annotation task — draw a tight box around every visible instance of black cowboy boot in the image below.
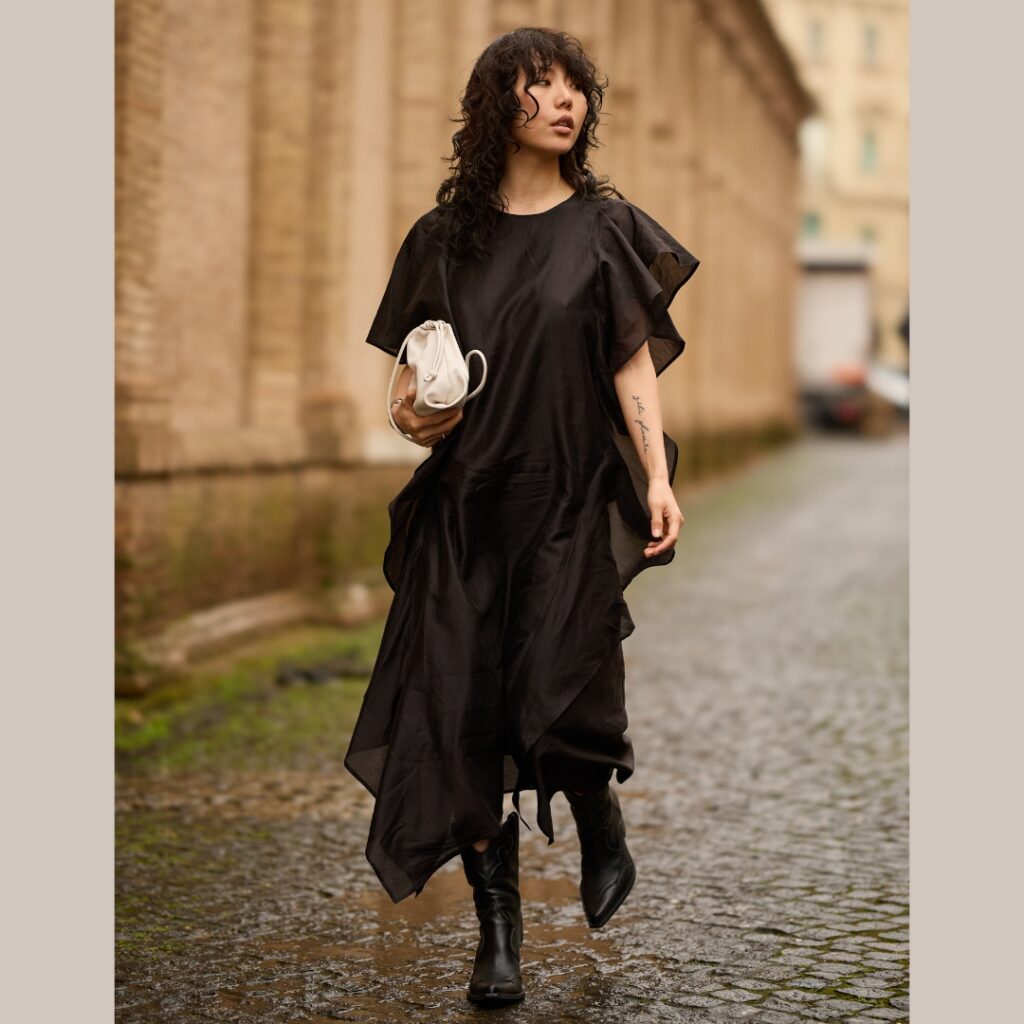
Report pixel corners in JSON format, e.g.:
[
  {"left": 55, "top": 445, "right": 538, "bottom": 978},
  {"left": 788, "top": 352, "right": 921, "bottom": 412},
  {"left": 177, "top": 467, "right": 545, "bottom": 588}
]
[
  {"left": 565, "top": 784, "right": 636, "bottom": 928},
  {"left": 459, "top": 811, "right": 525, "bottom": 1006}
]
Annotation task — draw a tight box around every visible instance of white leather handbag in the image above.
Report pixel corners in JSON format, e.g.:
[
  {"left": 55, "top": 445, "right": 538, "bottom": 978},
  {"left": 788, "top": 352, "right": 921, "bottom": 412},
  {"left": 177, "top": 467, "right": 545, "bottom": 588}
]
[{"left": 387, "top": 319, "right": 488, "bottom": 439}]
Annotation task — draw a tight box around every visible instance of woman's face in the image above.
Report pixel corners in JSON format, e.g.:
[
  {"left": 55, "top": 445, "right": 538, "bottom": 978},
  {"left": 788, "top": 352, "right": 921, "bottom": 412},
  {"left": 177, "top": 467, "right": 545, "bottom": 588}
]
[{"left": 509, "top": 59, "right": 585, "bottom": 155}]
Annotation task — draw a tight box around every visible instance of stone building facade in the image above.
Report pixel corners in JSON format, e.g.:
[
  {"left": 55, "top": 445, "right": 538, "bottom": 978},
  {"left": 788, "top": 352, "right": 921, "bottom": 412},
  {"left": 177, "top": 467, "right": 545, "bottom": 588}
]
[
  {"left": 115, "top": 0, "right": 812, "bottom": 690},
  {"left": 762, "top": 0, "right": 909, "bottom": 369}
]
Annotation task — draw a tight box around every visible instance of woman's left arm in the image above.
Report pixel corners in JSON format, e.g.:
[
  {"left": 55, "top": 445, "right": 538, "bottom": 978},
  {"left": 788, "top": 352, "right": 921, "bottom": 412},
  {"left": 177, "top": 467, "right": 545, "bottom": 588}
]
[{"left": 612, "top": 342, "right": 685, "bottom": 557}]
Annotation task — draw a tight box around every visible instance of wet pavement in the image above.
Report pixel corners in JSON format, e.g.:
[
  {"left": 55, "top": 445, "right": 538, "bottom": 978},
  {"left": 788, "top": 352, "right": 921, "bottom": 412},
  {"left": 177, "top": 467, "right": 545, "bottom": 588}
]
[{"left": 116, "top": 432, "right": 909, "bottom": 1023}]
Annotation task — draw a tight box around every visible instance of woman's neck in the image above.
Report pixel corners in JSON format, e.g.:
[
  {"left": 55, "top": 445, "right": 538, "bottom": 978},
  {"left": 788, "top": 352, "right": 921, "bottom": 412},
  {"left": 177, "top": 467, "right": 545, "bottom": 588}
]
[{"left": 496, "top": 158, "right": 574, "bottom": 215}]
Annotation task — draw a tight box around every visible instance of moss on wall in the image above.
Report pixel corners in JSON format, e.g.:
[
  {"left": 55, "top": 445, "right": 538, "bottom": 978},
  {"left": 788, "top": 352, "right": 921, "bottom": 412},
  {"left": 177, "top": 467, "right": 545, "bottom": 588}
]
[{"left": 116, "top": 465, "right": 408, "bottom": 643}]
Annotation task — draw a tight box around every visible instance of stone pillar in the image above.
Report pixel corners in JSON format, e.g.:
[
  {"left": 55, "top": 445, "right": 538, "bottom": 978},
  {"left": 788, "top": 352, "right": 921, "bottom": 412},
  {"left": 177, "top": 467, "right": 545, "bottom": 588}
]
[
  {"left": 244, "top": 0, "right": 316, "bottom": 458},
  {"left": 158, "top": 0, "right": 253, "bottom": 469},
  {"left": 301, "top": 0, "right": 360, "bottom": 462},
  {"left": 115, "top": 0, "right": 172, "bottom": 476},
  {"left": 345, "top": 0, "right": 411, "bottom": 464},
  {"left": 663, "top": 0, "right": 701, "bottom": 437},
  {"left": 693, "top": 10, "right": 725, "bottom": 435}
]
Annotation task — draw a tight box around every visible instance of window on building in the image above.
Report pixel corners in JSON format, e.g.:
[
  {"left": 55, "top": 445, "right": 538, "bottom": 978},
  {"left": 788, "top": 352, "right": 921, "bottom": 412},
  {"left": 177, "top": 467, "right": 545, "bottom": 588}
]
[
  {"left": 808, "top": 18, "right": 823, "bottom": 61},
  {"left": 864, "top": 23, "right": 879, "bottom": 65},
  {"left": 801, "top": 211, "right": 822, "bottom": 237},
  {"left": 861, "top": 128, "right": 878, "bottom": 174},
  {"left": 799, "top": 115, "right": 828, "bottom": 188}
]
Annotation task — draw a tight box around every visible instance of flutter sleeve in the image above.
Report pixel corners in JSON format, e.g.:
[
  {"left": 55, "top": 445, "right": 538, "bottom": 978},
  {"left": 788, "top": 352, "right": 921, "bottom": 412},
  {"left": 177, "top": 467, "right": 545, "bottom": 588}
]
[
  {"left": 366, "top": 211, "right": 446, "bottom": 364},
  {"left": 592, "top": 198, "right": 701, "bottom": 593},
  {"left": 596, "top": 197, "right": 700, "bottom": 378}
]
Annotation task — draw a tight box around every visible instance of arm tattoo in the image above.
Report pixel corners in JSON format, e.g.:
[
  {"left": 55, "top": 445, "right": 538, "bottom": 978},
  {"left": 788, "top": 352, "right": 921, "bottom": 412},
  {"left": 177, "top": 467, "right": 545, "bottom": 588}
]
[{"left": 631, "top": 394, "right": 650, "bottom": 454}]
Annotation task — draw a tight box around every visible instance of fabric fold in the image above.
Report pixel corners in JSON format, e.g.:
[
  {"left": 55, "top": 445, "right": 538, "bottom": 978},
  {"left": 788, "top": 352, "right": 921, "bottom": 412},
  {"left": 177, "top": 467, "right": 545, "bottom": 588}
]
[
  {"left": 595, "top": 199, "right": 700, "bottom": 376},
  {"left": 345, "top": 450, "right": 635, "bottom": 902}
]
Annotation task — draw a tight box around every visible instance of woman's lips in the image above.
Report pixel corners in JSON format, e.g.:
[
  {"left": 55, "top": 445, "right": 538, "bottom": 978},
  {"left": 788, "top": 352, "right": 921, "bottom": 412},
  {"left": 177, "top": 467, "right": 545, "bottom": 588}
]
[{"left": 551, "top": 124, "right": 573, "bottom": 135}]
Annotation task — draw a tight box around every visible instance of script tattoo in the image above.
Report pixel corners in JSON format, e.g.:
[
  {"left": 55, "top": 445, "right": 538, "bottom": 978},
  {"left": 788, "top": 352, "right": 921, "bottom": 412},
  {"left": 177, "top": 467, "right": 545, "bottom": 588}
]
[{"left": 631, "top": 394, "right": 650, "bottom": 454}]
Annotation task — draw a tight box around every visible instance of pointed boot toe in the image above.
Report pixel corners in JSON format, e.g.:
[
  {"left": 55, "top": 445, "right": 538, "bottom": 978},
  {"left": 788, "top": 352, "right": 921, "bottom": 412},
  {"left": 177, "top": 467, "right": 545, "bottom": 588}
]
[
  {"left": 566, "top": 784, "right": 636, "bottom": 929},
  {"left": 581, "top": 852, "right": 636, "bottom": 928}
]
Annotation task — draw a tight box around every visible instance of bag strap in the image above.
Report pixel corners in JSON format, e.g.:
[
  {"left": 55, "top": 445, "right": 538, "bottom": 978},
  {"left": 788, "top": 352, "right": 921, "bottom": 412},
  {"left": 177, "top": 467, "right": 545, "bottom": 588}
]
[
  {"left": 464, "top": 350, "right": 488, "bottom": 400},
  {"left": 386, "top": 331, "right": 413, "bottom": 438}
]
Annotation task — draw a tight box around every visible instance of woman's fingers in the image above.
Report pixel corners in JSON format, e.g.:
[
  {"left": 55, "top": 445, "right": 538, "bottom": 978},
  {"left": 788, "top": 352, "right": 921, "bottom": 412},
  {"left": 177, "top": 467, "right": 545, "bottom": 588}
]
[
  {"left": 644, "top": 505, "right": 684, "bottom": 556},
  {"left": 645, "top": 500, "right": 665, "bottom": 556},
  {"left": 394, "top": 393, "right": 465, "bottom": 446},
  {"left": 665, "top": 507, "right": 683, "bottom": 544},
  {"left": 415, "top": 406, "right": 462, "bottom": 445},
  {"left": 428, "top": 408, "right": 464, "bottom": 446},
  {"left": 650, "top": 505, "right": 664, "bottom": 540}
]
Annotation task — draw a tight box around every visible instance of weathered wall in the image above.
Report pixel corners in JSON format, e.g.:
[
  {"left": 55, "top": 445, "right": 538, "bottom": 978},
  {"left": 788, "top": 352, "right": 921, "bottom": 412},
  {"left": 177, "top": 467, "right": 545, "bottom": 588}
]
[{"left": 115, "top": 0, "right": 811, "bottom": 689}]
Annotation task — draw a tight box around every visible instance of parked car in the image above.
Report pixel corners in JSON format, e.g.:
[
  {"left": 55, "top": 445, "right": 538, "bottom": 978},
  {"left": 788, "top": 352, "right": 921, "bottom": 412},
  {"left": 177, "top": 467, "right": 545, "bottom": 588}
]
[{"left": 794, "top": 239, "right": 876, "bottom": 430}]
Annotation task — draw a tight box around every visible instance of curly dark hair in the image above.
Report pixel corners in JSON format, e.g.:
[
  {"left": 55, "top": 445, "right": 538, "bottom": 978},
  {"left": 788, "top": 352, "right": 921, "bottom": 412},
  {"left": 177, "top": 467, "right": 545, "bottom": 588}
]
[{"left": 436, "top": 26, "right": 624, "bottom": 264}]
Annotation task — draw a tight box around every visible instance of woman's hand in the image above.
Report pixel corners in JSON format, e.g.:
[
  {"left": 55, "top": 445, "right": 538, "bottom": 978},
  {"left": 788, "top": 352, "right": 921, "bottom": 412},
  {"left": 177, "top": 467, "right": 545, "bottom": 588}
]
[
  {"left": 644, "top": 476, "right": 684, "bottom": 557},
  {"left": 392, "top": 378, "right": 464, "bottom": 447}
]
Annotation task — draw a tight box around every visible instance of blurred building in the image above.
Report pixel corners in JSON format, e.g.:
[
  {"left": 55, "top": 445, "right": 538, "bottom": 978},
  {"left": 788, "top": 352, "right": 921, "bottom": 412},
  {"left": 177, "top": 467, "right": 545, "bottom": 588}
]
[
  {"left": 762, "top": 0, "right": 909, "bottom": 371},
  {"left": 115, "top": 0, "right": 812, "bottom": 689}
]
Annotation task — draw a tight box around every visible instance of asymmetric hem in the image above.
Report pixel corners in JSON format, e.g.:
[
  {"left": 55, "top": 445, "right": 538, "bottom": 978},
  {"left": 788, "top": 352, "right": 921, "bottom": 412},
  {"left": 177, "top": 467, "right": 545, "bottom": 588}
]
[{"left": 345, "top": 191, "right": 699, "bottom": 902}]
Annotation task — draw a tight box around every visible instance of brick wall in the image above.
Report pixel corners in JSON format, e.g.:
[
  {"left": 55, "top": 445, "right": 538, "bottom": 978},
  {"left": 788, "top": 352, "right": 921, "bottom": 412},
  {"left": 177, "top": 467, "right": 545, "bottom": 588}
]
[{"left": 115, "top": 0, "right": 810, "bottom": 691}]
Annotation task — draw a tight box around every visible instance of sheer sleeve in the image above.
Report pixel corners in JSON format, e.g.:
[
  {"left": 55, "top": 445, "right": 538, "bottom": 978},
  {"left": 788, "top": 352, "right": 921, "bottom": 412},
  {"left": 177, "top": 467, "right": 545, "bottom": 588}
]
[
  {"left": 366, "top": 210, "right": 445, "bottom": 364},
  {"left": 596, "top": 198, "right": 700, "bottom": 377}
]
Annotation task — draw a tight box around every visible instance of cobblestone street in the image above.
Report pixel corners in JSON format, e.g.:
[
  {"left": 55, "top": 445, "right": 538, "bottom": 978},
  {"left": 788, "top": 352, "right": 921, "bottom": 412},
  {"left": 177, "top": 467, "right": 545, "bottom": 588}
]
[{"left": 116, "top": 433, "right": 909, "bottom": 1023}]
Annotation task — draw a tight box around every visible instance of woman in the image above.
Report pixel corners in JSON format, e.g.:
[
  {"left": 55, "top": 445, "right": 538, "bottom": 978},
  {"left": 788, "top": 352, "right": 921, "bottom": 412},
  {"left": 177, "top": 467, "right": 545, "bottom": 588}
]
[{"left": 344, "top": 26, "right": 700, "bottom": 1007}]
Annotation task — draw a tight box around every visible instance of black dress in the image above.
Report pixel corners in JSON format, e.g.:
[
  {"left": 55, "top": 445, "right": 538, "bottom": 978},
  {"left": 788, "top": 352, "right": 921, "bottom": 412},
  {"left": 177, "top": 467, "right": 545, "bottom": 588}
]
[{"left": 345, "top": 191, "right": 700, "bottom": 903}]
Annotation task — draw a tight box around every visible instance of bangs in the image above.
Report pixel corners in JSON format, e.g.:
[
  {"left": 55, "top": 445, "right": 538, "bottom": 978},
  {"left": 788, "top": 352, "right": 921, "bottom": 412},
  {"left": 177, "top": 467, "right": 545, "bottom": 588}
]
[{"left": 516, "top": 33, "right": 596, "bottom": 92}]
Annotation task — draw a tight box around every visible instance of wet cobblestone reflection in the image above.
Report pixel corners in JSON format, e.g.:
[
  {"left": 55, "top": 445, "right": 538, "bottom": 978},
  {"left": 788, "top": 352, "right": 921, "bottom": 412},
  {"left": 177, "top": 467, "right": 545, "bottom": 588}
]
[{"left": 116, "top": 435, "right": 909, "bottom": 1023}]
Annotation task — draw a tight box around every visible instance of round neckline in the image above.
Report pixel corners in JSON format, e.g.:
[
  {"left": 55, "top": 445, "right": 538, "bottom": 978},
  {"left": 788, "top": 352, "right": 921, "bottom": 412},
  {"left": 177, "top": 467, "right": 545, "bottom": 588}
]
[{"left": 497, "top": 191, "right": 580, "bottom": 218}]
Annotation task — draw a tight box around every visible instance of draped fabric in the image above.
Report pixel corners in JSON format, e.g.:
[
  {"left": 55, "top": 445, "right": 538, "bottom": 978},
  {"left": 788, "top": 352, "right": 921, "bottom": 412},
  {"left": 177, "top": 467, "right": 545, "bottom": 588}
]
[{"left": 346, "top": 192, "right": 699, "bottom": 902}]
